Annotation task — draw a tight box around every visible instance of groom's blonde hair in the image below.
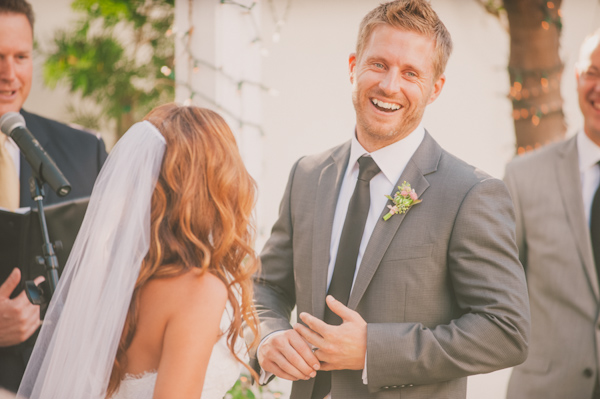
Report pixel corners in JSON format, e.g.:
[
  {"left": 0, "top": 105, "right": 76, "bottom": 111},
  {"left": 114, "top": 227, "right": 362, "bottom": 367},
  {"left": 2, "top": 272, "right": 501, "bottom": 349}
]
[{"left": 356, "top": 0, "right": 453, "bottom": 79}]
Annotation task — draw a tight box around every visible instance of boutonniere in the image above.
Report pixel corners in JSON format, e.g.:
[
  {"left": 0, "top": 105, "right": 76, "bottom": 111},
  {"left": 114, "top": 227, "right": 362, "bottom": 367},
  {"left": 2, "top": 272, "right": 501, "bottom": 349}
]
[{"left": 383, "top": 181, "right": 422, "bottom": 221}]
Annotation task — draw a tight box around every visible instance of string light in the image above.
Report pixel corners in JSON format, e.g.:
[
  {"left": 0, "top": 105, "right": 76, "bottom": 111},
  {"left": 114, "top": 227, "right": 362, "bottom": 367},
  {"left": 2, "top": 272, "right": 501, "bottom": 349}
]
[
  {"left": 268, "top": 0, "right": 292, "bottom": 43},
  {"left": 219, "top": 0, "right": 256, "bottom": 11},
  {"left": 165, "top": 1, "right": 291, "bottom": 137},
  {"left": 540, "top": 1, "right": 562, "bottom": 31},
  {"left": 178, "top": 81, "right": 266, "bottom": 135}
]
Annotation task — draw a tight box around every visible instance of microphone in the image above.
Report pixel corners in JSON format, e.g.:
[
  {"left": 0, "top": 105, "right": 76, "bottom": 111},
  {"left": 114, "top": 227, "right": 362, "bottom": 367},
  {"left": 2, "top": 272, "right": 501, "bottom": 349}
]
[{"left": 0, "top": 112, "right": 71, "bottom": 197}]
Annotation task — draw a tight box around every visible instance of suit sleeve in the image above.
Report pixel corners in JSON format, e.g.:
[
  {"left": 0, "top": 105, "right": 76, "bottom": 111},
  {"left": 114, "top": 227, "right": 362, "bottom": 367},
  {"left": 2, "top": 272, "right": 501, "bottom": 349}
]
[
  {"left": 365, "top": 178, "right": 530, "bottom": 391},
  {"left": 503, "top": 162, "right": 527, "bottom": 271},
  {"left": 96, "top": 136, "right": 108, "bottom": 172},
  {"left": 245, "top": 159, "right": 303, "bottom": 363}
]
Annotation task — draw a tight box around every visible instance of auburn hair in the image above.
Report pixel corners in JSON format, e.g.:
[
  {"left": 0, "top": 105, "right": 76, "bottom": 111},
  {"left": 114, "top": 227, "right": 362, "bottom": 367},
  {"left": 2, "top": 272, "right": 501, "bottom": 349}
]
[{"left": 107, "top": 103, "right": 260, "bottom": 396}]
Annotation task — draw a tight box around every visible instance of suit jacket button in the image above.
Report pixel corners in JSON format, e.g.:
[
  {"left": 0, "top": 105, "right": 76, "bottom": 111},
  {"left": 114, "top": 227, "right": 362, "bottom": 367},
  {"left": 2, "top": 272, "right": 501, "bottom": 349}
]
[
  {"left": 408, "top": 384, "right": 414, "bottom": 387},
  {"left": 583, "top": 368, "right": 594, "bottom": 378}
]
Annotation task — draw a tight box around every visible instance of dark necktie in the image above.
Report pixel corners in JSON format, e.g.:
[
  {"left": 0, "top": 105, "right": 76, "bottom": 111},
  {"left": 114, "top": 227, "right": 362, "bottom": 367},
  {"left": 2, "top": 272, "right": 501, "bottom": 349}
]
[
  {"left": 311, "top": 155, "right": 380, "bottom": 399},
  {"left": 591, "top": 162, "right": 600, "bottom": 290}
]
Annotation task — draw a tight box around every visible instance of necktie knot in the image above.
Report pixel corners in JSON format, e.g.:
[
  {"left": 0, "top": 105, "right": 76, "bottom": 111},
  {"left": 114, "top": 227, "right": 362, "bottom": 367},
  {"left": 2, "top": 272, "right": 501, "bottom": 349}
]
[{"left": 357, "top": 155, "right": 380, "bottom": 182}]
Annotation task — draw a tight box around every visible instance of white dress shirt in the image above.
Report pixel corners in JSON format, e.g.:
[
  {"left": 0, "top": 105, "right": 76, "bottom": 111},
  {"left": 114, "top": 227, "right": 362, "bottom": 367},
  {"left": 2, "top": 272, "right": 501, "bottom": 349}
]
[
  {"left": 258, "top": 124, "right": 425, "bottom": 387},
  {"left": 577, "top": 130, "right": 600, "bottom": 224}
]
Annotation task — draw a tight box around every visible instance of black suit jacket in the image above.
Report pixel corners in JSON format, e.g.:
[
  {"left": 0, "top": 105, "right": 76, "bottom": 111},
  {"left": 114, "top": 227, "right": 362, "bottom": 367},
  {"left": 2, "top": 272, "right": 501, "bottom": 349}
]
[{"left": 0, "top": 109, "right": 107, "bottom": 393}]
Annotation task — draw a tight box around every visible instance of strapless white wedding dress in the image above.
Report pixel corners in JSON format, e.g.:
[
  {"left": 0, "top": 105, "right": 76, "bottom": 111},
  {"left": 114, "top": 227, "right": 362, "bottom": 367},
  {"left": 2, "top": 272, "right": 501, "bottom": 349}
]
[{"left": 110, "top": 309, "right": 245, "bottom": 399}]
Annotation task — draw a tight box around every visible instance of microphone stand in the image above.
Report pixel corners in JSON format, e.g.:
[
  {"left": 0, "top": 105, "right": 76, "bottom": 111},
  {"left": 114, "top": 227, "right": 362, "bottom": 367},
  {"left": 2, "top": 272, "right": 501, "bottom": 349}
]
[{"left": 24, "top": 177, "right": 59, "bottom": 306}]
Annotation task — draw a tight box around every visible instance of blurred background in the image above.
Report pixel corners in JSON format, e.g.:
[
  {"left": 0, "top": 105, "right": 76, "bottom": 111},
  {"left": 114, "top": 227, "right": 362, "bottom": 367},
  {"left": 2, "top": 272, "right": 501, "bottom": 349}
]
[{"left": 24, "top": 0, "right": 600, "bottom": 397}]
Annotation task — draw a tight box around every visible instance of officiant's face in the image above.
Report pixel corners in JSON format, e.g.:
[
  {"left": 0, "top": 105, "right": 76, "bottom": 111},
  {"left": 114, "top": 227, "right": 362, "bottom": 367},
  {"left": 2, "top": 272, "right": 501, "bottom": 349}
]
[
  {"left": 577, "top": 35, "right": 600, "bottom": 144},
  {"left": 349, "top": 25, "right": 445, "bottom": 152},
  {"left": 0, "top": 12, "right": 33, "bottom": 117}
]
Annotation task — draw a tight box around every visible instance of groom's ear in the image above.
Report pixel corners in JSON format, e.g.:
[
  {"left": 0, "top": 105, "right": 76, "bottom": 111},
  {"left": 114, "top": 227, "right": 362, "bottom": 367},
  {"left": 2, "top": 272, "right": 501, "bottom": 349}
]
[
  {"left": 427, "top": 73, "right": 446, "bottom": 105},
  {"left": 349, "top": 53, "right": 357, "bottom": 84}
]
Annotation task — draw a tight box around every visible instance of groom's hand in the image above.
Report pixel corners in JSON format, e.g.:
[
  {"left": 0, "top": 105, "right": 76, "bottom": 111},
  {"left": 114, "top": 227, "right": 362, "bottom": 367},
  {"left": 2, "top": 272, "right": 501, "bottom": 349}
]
[
  {"left": 258, "top": 329, "right": 320, "bottom": 381},
  {"left": 294, "top": 295, "right": 367, "bottom": 371}
]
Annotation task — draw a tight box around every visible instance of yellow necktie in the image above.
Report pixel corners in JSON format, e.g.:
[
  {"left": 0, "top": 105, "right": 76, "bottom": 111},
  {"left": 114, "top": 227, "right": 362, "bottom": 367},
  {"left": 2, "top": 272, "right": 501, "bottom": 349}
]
[{"left": 0, "top": 135, "right": 19, "bottom": 211}]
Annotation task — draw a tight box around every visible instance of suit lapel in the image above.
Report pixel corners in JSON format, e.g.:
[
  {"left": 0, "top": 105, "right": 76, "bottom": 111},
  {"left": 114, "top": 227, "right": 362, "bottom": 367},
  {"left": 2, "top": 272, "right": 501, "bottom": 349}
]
[
  {"left": 311, "top": 142, "right": 351, "bottom": 319},
  {"left": 348, "top": 132, "right": 441, "bottom": 310},
  {"left": 555, "top": 137, "right": 599, "bottom": 300}
]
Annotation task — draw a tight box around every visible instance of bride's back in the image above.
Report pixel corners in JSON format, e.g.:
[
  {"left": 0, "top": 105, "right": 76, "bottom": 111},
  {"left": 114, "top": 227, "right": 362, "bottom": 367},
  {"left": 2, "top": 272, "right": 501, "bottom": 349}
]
[{"left": 121, "top": 268, "right": 227, "bottom": 398}]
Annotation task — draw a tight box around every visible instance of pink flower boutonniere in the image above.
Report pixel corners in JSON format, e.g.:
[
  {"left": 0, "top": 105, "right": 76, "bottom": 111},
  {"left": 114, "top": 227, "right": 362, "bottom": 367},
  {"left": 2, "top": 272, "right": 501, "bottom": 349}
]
[{"left": 383, "top": 181, "right": 422, "bottom": 221}]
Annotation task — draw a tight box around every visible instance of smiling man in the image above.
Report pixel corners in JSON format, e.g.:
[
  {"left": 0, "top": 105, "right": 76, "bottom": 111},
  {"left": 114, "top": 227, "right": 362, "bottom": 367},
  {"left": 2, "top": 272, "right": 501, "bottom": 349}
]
[
  {"left": 504, "top": 29, "right": 600, "bottom": 399},
  {"left": 0, "top": 0, "right": 107, "bottom": 392},
  {"left": 246, "top": 1, "right": 530, "bottom": 399}
]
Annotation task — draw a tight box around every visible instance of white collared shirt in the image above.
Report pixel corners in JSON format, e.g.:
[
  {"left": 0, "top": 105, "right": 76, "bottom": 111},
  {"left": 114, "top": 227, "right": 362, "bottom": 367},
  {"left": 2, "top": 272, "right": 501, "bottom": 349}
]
[
  {"left": 577, "top": 130, "right": 600, "bottom": 224},
  {"left": 327, "top": 124, "right": 425, "bottom": 291}
]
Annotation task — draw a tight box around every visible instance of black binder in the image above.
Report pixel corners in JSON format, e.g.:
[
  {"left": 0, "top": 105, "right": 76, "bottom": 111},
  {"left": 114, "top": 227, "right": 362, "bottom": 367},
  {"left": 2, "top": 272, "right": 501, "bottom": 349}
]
[{"left": 0, "top": 197, "right": 89, "bottom": 297}]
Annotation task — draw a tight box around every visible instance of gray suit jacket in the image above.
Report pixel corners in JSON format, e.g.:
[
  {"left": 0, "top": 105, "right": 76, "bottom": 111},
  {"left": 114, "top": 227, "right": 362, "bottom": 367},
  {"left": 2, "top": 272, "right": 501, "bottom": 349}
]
[
  {"left": 250, "top": 132, "right": 530, "bottom": 399},
  {"left": 505, "top": 136, "right": 599, "bottom": 399}
]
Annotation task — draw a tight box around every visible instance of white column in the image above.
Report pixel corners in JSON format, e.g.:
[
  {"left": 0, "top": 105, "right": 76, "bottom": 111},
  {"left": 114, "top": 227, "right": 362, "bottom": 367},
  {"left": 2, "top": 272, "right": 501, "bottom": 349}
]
[{"left": 174, "top": 0, "right": 264, "bottom": 239}]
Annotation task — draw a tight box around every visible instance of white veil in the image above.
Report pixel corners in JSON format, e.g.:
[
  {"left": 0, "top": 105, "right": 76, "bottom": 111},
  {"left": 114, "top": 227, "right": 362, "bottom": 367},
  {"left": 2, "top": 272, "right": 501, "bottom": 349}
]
[{"left": 17, "top": 121, "right": 166, "bottom": 399}]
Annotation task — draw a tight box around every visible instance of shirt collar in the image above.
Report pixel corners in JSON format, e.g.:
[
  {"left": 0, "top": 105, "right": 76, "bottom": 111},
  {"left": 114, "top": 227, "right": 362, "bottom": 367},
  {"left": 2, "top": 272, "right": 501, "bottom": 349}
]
[
  {"left": 577, "top": 129, "right": 600, "bottom": 173},
  {"left": 348, "top": 123, "right": 425, "bottom": 185}
]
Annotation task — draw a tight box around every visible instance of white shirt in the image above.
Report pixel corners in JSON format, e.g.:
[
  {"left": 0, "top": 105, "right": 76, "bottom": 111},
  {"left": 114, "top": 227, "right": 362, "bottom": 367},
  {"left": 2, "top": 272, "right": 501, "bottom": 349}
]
[
  {"left": 577, "top": 130, "right": 600, "bottom": 224},
  {"left": 258, "top": 124, "right": 425, "bottom": 386}
]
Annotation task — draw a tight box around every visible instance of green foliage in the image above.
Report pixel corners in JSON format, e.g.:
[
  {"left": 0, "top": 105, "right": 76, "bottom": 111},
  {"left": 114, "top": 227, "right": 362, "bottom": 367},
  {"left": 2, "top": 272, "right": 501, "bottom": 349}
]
[
  {"left": 225, "top": 374, "right": 283, "bottom": 399},
  {"left": 43, "top": 0, "right": 175, "bottom": 138}
]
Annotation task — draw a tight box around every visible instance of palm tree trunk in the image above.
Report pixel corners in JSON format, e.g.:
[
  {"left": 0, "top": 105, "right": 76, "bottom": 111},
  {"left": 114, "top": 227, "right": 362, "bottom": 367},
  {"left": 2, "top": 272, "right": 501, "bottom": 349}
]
[{"left": 503, "top": 0, "right": 566, "bottom": 153}]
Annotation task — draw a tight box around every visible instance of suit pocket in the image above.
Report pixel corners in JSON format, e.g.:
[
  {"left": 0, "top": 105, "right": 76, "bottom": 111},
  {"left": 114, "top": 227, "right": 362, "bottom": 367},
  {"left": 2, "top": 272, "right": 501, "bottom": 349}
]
[{"left": 381, "top": 243, "right": 433, "bottom": 262}]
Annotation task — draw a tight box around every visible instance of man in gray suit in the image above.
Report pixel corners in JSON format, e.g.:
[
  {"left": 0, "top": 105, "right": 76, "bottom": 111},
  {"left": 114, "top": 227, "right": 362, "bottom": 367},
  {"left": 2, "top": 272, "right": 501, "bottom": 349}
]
[
  {"left": 248, "top": 1, "right": 530, "bottom": 398},
  {"left": 504, "top": 29, "right": 600, "bottom": 399}
]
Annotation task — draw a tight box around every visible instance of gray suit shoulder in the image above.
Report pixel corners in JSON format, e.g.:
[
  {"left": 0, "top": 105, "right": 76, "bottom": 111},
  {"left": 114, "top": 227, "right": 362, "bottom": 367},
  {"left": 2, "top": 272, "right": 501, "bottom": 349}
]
[
  {"left": 295, "top": 140, "right": 350, "bottom": 171},
  {"left": 437, "top": 147, "right": 505, "bottom": 194},
  {"left": 506, "top": 138, "right": 571, "bottom": 173}
]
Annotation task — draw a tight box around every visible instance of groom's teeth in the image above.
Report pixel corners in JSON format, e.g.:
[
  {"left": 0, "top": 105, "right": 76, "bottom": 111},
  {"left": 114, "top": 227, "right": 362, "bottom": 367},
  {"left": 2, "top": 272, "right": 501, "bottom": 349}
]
[
  {"left": 371, "top": 98, "right": 400, "bottom": 110},
  {"left": 593, "top": 101, "right": 600, "bottom": 110}
]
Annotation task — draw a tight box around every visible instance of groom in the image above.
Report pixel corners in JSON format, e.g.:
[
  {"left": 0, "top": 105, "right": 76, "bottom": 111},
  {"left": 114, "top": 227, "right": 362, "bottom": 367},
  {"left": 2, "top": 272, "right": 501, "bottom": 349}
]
[{"left": 247, "top": 1, "right": 530, "bottom": 398}]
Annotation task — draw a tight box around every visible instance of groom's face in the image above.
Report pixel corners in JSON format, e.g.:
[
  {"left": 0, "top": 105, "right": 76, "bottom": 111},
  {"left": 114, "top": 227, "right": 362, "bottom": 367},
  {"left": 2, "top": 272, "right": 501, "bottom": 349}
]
[{"left": 349, "top": 25, "right": 445, "bottom": 152}]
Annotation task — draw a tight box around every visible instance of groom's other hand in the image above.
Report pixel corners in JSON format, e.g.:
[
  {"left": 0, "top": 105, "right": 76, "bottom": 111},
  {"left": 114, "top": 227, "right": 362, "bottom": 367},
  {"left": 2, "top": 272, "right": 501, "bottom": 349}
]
[
  {"left": 294, "top": 295, "right": 367, "bottom": 371},
  {"left": 258, "top": 328, "right": 320, "bottom": 381},
  {"left": 0, "top": 268, "right": 43, "bottom": 347}
]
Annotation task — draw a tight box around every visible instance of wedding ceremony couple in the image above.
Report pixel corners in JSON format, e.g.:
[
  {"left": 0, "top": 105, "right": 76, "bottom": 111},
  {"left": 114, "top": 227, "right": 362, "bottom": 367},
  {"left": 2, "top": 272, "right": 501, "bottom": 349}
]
[{"left": 2, "top": 0, "right": 538, "bottom": 398}]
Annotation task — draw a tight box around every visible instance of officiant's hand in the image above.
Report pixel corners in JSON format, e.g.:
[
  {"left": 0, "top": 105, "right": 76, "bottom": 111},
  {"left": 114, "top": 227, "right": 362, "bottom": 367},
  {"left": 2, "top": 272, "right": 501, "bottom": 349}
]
[
  {"left": 258, "top": 328, "right": 320, "bottom": 381},
  {"left": 0, "top": 268, "right": 44, "bottom": 347},
  {"left": 294, "top": 295, "right": 367, "bottom": 371}
]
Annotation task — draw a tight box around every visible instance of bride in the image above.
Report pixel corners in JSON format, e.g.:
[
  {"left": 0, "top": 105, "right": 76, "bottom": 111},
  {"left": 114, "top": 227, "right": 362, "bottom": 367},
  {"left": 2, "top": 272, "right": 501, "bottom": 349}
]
[{"left": 17, "top": 103, "right": 260, "bottom": 399}]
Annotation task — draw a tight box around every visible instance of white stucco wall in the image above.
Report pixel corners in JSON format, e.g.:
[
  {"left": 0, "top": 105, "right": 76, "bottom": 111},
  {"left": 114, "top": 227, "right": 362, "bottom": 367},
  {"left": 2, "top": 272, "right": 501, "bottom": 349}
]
[{"left": 24, "top": 1, "right": 600, "bottom": 398}]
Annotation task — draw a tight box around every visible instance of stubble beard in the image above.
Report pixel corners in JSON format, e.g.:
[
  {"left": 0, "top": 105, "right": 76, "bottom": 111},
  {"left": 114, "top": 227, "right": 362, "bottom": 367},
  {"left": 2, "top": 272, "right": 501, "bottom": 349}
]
[{"left": 353, "top": 93, "right": 425, "bottom": 146}]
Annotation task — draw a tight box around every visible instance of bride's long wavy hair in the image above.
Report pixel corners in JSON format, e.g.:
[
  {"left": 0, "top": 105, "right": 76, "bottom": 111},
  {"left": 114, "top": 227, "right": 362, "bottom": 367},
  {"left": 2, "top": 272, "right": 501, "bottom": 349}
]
[{"left": 107, "top": 103, "right": 260, "bottom": 396}]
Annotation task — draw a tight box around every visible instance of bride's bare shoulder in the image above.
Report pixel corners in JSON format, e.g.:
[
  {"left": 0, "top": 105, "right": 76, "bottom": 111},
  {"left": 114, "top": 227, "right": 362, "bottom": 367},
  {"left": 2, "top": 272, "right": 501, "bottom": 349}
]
[{"left": 140, "top": 268, "right": 228, "bottom": 316}]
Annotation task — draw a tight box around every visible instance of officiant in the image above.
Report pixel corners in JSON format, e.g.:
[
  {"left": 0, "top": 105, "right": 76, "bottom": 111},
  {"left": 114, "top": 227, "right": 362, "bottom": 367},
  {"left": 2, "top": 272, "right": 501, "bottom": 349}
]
[
  {"left": 247, "top": 1, "right": 530, "bottom": 398},
  {"left": 0, "top": 0, "right": 107, "bottom": 392}
]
